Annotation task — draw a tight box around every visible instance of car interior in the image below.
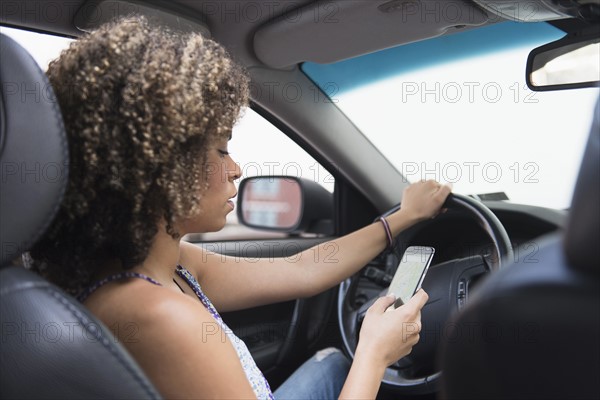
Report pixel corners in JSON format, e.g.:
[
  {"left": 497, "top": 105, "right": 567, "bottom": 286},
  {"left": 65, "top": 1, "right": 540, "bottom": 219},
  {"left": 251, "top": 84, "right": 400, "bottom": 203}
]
[{"left": 1, "top": 1, "right": 599, "bottom": 399}]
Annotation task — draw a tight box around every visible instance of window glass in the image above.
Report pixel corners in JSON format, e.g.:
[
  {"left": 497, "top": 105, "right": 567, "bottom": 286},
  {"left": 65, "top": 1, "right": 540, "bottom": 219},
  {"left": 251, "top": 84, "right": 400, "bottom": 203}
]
[{"left": 1, "top": 26, "right": 73, "bottom": 69}]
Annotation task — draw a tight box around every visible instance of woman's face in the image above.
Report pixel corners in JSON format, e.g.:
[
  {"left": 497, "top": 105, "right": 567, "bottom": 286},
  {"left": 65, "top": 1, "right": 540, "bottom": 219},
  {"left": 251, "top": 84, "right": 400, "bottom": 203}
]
[{"left": 179, "top": 138, "right": 241, "bottom": 234}]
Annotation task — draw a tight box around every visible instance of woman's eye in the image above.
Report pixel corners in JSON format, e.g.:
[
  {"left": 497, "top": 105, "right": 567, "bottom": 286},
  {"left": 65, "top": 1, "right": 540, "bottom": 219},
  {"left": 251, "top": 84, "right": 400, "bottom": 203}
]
[{"left": 217, "top": 149, "right": 229, "bottom": 158}]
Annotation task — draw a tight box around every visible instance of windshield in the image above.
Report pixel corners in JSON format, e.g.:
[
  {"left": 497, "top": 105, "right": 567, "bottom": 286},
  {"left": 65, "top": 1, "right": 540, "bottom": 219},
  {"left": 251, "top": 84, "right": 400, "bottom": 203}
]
[{"left": 303, "top": 21, "right": 600, "bottom": 210}]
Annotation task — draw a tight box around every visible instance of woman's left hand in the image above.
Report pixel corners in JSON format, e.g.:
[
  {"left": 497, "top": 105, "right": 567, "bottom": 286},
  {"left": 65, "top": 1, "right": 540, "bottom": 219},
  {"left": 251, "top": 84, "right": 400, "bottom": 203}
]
[{"left": 399, "top": 180, "right": 452, "bottom": 222}]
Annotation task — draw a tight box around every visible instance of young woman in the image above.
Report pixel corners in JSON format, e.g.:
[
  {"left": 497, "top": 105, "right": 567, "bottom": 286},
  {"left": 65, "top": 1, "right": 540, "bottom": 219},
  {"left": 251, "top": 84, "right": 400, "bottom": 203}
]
[{"left": 31, "top": 17, "right": 451, "bottom": 399}]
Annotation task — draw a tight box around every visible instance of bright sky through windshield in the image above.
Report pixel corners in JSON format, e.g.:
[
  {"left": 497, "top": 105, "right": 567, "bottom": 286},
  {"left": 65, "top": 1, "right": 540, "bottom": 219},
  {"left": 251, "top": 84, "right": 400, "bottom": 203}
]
[{"left": 334, "top": 46, "right": 599, "bottom": 209}]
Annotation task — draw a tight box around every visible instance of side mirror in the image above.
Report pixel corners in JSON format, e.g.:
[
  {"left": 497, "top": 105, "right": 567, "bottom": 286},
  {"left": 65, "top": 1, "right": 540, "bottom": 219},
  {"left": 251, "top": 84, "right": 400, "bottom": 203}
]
[
  {"left": 526, "top": 28, "right": 600, "bottom": 91},
  {"left": 237, "top": 176, "right": 333, "bottom": 235}
]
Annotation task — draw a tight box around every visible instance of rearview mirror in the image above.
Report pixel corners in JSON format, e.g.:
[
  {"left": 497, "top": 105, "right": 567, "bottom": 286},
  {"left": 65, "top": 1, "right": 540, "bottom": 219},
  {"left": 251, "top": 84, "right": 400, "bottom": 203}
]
[
  {"left": 237, "top": 176, "right": 333, "bottom": 234},
  {"left": 526, "top": 28, "right": 600, "bottom": 91}
]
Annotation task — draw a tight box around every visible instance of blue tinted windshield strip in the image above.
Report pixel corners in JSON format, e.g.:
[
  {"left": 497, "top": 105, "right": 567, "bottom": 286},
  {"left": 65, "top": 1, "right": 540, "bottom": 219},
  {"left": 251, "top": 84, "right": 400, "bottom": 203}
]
[{"left": 302, "top": 21, "right": 564, "bottom": 96}]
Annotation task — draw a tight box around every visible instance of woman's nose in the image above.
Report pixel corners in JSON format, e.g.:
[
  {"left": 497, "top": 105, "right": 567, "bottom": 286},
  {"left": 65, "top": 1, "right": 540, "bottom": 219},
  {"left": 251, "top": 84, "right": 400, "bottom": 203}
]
[{"left": 228, "top": 158, "right": 241, "bottom": 181}]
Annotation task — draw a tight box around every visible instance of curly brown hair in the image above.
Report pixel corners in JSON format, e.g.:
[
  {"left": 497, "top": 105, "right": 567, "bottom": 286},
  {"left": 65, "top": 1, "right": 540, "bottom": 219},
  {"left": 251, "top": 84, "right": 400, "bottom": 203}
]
[{"left": 30, "top": 17, "right": 249, "bottom": 296}]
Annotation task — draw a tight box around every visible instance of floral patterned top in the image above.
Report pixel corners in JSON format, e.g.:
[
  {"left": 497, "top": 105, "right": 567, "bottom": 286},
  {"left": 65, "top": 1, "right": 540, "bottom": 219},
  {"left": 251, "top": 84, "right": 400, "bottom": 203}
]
[{"left": 175, "top": 265, "right": 274, "bottom": 399}]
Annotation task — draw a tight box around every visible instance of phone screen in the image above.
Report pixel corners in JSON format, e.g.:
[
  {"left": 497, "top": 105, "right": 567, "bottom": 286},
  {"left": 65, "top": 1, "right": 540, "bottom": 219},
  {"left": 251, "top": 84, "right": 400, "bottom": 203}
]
[{"left": 387, "top": 246, "right": 435, "bottom": 308}]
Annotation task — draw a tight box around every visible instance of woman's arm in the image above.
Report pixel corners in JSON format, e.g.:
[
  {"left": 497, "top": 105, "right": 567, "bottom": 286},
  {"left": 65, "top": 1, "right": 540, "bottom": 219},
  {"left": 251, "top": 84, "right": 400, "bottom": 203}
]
[
  {"left": 182, "top": 180, "right": 450, "bottom": 312},
  {"left": 339, "top": 290, "right": 428, "bottom": 399}
]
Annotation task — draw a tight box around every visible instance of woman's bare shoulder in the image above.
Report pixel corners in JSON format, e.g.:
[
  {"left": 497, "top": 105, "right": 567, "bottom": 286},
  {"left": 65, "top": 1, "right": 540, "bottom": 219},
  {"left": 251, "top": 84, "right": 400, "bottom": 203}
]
[
  {"left": 84, "top": 279, "right": 201, "bottom": 331},
  {"left": 85, "top": 280, "right": 256, "bottom": 398}
]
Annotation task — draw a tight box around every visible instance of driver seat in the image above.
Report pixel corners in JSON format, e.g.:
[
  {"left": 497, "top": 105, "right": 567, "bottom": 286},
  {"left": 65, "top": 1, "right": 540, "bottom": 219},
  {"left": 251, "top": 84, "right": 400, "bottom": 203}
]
[
  {"left": 438, "top": 98, "right": 600, "bottom": 399},
  {"left": 0, "top": 34, "right": 162, "bottom": 398}
]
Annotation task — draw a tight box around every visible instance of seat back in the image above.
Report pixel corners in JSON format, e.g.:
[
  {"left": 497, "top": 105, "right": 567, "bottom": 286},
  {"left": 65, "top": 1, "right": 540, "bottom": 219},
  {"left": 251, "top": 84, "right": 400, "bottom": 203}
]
[
  {"left": 438, "top": 99, "right": 600, "bottom": 399},
  {"left": 0, "top": 33, "right": 161, "bottom": 399}
]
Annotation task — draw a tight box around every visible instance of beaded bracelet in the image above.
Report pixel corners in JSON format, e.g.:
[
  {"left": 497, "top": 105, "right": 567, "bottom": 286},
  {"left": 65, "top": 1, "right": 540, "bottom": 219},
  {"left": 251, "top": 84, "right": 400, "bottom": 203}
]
[{"left": 379, "top": 216, "right": 394, "bottom": 250}]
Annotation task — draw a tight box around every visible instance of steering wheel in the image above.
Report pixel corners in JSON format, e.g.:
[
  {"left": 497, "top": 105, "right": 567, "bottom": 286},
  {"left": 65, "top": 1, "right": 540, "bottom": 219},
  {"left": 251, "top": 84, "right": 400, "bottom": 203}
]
[{"left": 337, "top": 193, "right": 513, "bottom": 395}]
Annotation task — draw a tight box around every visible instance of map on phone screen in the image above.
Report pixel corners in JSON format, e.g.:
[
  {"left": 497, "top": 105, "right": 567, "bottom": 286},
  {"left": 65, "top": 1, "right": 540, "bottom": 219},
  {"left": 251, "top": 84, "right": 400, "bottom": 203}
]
[{"left": 387, "top": 246, "right": 435, "bottom": 308}]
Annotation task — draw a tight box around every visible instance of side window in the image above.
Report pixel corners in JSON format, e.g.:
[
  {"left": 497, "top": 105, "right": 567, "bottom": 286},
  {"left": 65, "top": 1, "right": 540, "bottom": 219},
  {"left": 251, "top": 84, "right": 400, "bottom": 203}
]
[
  {"left": 1, "top": 27, "right": 73, "bottom": 69},
  {"left": 193, "top": 109, "right": 335, "bottom": 241}
]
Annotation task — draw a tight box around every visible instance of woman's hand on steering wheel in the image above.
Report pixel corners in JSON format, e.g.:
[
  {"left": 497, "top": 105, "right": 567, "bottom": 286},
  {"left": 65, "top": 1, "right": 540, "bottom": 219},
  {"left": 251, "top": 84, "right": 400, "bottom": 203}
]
[{"left": 399, "top": 180, "right": 452, "bottom": 222}]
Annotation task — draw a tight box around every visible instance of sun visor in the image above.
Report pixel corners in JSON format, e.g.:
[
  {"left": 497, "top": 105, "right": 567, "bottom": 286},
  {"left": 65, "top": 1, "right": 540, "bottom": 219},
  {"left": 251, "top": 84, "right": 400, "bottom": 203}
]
[{"left": 254, "top": 0, "right": 489, "bottom": 68}]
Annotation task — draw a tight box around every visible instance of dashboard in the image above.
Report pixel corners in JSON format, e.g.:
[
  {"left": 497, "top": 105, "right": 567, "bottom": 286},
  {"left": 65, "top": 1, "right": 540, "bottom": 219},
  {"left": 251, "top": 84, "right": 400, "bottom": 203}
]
[{"left": 403, "top": 200, "right": 566, "bottom": 264}]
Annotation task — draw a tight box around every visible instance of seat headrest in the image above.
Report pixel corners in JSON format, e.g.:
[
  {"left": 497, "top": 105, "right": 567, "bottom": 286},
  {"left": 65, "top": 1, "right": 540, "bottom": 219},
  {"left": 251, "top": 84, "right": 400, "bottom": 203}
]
[
  {"left": 564, "top": 97, "right": 600, "bottom": 277},
  {"left": 0, "top": 34, "right": 69, "bottom": 267}
]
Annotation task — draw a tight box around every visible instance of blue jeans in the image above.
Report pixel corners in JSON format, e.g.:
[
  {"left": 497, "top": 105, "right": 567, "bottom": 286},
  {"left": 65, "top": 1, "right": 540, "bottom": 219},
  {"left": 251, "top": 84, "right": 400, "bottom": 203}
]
[{"left": 273, "top": 348, "right": 351, "bottom": 400}]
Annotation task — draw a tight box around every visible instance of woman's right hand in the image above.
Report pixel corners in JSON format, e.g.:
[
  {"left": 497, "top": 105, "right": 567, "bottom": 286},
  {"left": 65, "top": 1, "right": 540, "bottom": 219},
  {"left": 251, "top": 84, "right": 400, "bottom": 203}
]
[{"left": 355, "top": 289, "right": 429, "bottom": 367}]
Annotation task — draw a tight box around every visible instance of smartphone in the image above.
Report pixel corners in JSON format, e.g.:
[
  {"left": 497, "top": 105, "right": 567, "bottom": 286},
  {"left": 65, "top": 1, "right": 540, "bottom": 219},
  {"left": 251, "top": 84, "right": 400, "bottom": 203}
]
[{"left": 387, "top": 246, "right": 435, "bottom": 309}]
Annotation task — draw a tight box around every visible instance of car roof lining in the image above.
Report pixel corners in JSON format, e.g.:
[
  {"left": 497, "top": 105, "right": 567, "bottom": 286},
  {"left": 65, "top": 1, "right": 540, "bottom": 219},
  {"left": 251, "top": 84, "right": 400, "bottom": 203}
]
[
  {"left": 1, "top": 1, "right": 499, "bottom": 66},
  {"left": 1, "top": 1, "right": 587, "bottom": 69}
]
